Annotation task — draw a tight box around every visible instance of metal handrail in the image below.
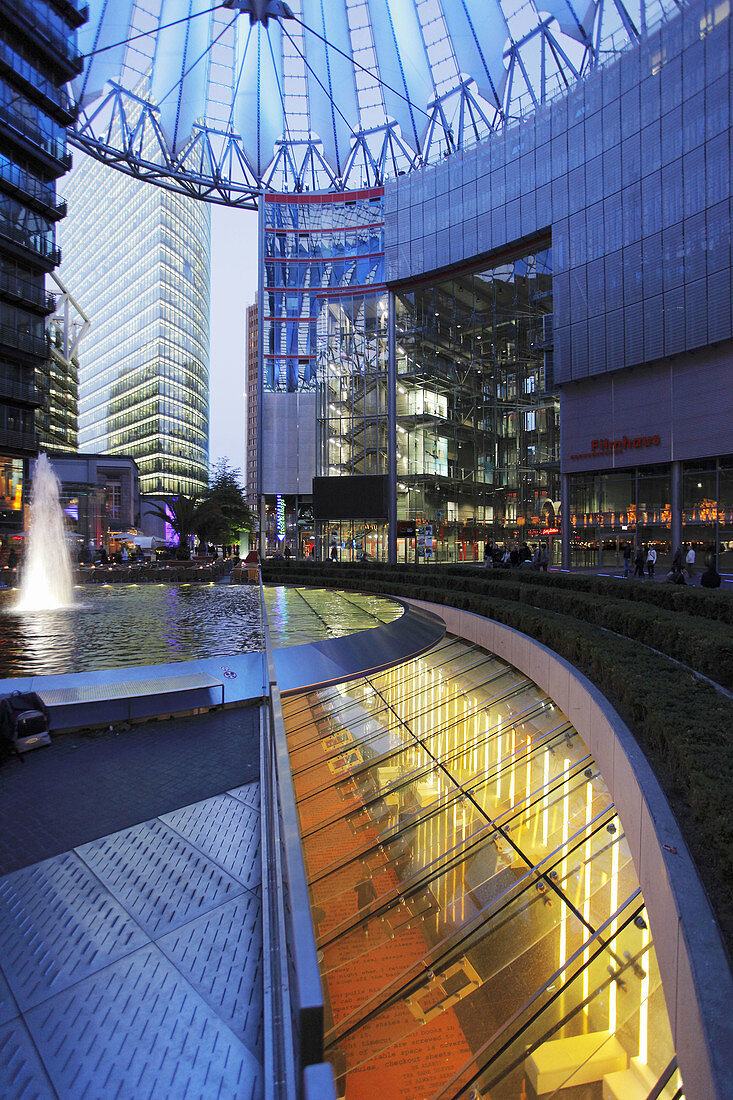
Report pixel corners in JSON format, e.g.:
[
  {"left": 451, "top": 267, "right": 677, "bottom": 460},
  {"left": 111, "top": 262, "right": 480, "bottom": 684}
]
[{"left": 258, "top": 570, "right": 335, "bottom": 1100}]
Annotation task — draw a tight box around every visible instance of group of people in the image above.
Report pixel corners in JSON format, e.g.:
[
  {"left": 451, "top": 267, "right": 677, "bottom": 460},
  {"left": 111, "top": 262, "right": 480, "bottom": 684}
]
[
  {"left": 483, "top": 540, "right": 550, "bottom": 571},
  {"left": 620, "top": 541, "right": 722, "bottom": 587}
]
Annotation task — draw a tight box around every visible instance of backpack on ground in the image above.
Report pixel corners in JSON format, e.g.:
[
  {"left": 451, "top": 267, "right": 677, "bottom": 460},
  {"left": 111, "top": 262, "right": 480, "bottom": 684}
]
[{"left": 0, "top": 691, "right": 51, "bottom": 759}]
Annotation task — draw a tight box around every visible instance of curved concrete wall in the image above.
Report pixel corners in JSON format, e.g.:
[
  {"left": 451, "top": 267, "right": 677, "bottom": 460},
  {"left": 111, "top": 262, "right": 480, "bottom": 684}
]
[{"left": 407, "top": 599, "right": 732, "bottom": 1100}]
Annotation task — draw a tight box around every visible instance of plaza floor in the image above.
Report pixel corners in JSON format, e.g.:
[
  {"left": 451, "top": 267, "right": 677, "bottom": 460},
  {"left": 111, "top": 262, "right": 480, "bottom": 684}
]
[{"left": 0, "top": 707, "right": 264, "bottom": 1100}]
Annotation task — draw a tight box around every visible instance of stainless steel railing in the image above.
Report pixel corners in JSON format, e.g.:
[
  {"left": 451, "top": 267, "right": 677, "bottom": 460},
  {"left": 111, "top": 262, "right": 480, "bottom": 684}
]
[{"left": 258, "top": 572, "right": 335, "bottom": 1100}]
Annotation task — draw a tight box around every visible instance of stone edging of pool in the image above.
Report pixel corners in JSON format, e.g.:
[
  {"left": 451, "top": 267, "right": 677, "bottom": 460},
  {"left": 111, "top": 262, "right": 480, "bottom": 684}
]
[
  {"left": 0, "top": 601, "right": 445, "bottom": 732},
  {"left": 405, "top": 597, "right": 732, "bottom": 1100}
]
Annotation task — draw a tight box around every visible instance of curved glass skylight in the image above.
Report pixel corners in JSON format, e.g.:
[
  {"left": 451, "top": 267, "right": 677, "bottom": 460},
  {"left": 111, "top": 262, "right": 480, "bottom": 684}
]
[{"left": 72, "top": 0, "right": 685, "bottom": 206}]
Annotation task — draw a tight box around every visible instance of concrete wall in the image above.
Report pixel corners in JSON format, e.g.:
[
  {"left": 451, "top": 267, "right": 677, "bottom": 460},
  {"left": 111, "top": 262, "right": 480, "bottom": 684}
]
[
  {"left": 407, "top": 599, "right": 733, "bottom": 1100},
  {"left": 384, "top": 0, "right": 733, "bottom": 388}
]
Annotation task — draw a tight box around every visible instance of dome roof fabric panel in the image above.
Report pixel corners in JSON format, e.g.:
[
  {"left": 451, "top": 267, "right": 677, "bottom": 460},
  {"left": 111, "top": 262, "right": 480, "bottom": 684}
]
[
  {"left": 74, "top": 0, "right": 136, "bottom": 108},
  {"left": 150, "top": 0, "right": 215, "bottom": 155},
  {"left": 441, "top": 0, "right": 510, "bottom": 108},
  {"left": 366, "top": 0, "right": 434, "bottom": 148},
  {"left": 233, "top": 18, "right": 286, "bottom": 177},
  {"left": 301, "top": 0, "right": 359, "bottom": 177}
]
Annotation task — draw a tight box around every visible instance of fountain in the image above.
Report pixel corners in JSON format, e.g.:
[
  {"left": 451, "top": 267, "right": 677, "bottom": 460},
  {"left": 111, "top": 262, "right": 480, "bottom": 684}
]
[{"left": 16, "top": 453, "right": 74, "bottom": 611}]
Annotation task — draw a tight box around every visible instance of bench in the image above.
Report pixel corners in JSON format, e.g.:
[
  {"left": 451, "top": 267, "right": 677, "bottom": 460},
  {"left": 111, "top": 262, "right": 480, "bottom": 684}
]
[
  {"left": 525, "top": 1031, "right": 627, "bottom": 1095},
  {"left": 38, "top": 672, "right": 225, "bottom": 729}
]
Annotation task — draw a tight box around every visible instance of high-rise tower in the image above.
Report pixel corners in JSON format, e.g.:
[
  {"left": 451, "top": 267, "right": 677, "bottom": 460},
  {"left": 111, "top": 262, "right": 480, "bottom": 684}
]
[
  {"left": 58, "top": 151, "right": 210, "bottom": 497},
  {"left": 0, "top": 0, "right": 84, "bottom": 544}
]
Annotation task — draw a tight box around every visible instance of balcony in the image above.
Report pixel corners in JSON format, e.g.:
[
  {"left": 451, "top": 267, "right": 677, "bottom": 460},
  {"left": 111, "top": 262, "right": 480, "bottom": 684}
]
[
  {"left": 0, "top": 41, "right": 75, "bottom": 123},
  {"left": 0, "top": 374, "right": 40, "bottom": 405},
  {"left": 0, "top": 267, "right": 53, "bottom": 312},
  {"left": 4, "top": 2, "right": 84, "bottom": 77},
  {"left": 0, "top": 157, "right": 67, "bottom": 218},
  {"left": 0, "top": 426, "right": 36, "bottom": 453},
  {"left": 0, "top": 105, "right": 72, "bottom": 172},
  {"left": 0, "top": 218, "right": 60, "bottom": 267},
  {"left": 0, "top": 321, "right": 49, "bottom": 359}
]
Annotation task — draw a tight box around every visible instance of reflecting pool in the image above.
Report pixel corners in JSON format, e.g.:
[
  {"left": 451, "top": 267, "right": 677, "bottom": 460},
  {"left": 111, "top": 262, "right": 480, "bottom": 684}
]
[{"left": 0, "top": 585, "right": 402, "bottom": 677}]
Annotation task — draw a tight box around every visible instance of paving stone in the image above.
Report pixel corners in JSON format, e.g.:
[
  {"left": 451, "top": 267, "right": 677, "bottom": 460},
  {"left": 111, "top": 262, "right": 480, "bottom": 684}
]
[
  {"left": 0, "top": 851, "right": 149, "bottom": 1011},
  {"left": 161, "top": 793, "right": 261, "bottom": 888},
  {"left": 25, "top": 945, "right": 263, "bottom": 1100},
  {"left": 157, "top": 892, "right": 263, "bottom": 1057},
  {"left": 76, "top": 819, "right": 246, "bottom": 939},
  {"left": 0, "top": 704, "right": 260, "bottom": 875},
  {"left": 0, "top": 1016, "right": 55, "bottom": 1100}
]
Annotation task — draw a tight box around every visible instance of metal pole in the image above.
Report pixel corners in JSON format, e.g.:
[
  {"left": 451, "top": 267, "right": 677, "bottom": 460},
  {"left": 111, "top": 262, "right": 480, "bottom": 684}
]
[
  {"left": 258, "top": 188, "right": 266, "bottom": 559},
  {"left": 387, "top": 290, "right": 397, "bottom": 564}
]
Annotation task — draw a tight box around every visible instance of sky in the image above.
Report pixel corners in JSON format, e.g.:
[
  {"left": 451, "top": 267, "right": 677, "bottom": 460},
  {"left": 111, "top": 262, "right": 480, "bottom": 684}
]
[{"left": 208, "top": 204, "right": 259, "bottom": 477}]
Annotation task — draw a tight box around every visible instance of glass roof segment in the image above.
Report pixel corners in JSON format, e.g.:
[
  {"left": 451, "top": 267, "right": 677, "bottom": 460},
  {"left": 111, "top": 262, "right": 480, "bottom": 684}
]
[
  {"left": 69, "top": 0, "right": 684, "bottom": 205},
  {"left": 263, "top": 585, "right": 402, "bottom": 647},
  {"left": 280, "top": 635, "right": 683, "bottom": 1099}
]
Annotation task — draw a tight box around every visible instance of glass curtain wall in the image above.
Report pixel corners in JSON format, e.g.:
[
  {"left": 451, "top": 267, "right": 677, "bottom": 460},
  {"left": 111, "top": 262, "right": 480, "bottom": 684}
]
[
  {"left": 281, "top": 637, "right": 681, "bottom": 1099},
  {"left": 395, "top": 243, "right": 557, "bottom": 563},
  {"left": 263, "top": 190, "right": 387, "bottom": 558},
  {"left": 569, "top": 456, "right": 732, "bottom": 570}
]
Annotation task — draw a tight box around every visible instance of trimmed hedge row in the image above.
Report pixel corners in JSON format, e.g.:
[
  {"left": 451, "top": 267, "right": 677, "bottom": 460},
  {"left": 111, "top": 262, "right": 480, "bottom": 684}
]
[{"left": 264, "top": 562, "right": 733, "bottom": 950}]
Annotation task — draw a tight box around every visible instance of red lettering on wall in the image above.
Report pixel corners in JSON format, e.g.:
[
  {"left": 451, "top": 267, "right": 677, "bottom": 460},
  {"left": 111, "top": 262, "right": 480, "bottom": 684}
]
[{"left": 570, "top": 434, "right": 662, "bottom": 461}]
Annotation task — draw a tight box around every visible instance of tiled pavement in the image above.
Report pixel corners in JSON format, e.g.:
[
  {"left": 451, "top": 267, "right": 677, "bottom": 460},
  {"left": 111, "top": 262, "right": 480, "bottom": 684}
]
[
  {"left": 0, "top": 706, "right": 260, "bottom": 875},
  {"left": 0, "top": 708, "right": 264, "bottom": 1099}
]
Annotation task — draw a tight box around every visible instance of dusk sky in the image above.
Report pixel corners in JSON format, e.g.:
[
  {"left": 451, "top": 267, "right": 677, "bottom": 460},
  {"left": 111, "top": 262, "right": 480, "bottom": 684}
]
[{"left": 209, "top": 204, "right": 259, "bottom": 478}]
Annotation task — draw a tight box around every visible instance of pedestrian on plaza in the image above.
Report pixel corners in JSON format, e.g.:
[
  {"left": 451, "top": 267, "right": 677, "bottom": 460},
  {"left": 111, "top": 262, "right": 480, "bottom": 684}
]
[
  {"left": 538, "top": 543, "right": 549, "bottom": 571},
  {"left": 700, "top": 565, "right": 722, "bottom": 588},
  {"left": 510, "top": 546, "right": 520, "bottom": 568},
  {"left": 622, "top": 543, "right": 632, "bottom": 577},
  {"left": 634, "top": 545, "right": 645, "bottom": 578},
  {"left": 99, "top": 545, "right": 108, "bottom": 564},
  {"left": 501, "top": 547, "right": 511, "bottom": 566},
  {"left": 685, "top": 543, "right": 696, "bottom": 579},
  {"left": 672, "top": 546, "right": 683, "bottom": 573},
  {"left": 330, "top": 542, "right": 339, "bottom": 563},
  {"left": 121, "top": 546, "right": 128, "bottom": 563},
  {"left": 483, "top": 541, "right": 491, "bottom": 568},
  {"left": 646, "top": 544, "right": 657, "bottom": 578},
  {"left": 283, "top": 544, "right": 292, "bottom": 563}
]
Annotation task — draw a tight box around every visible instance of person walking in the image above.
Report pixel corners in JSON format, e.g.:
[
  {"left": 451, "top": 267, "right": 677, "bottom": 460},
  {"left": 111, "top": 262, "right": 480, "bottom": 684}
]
[
  {"left": 622, "top": 543, "right": 632, "bottom": 578},
  {"left": 646, "top": 544, "right": 657, "bottom": 578},
  {"left": 330, "top": 542, "right": 338, "bottom": 563},
  {"left": 483, "top": 541, "right": 491, "bottom": 568},
  {"left": 685, "top": 543, "right": 696, "bottom": 579},
  {"left": 634, "top": 545, "right": 645, "bottom": 578},
  {"left": 538, "top": 542, "right": 549, "bottom": 572}
]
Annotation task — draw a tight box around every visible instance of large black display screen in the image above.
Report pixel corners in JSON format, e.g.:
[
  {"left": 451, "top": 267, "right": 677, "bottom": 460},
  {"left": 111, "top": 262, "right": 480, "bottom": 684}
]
[{"left": 313, "top": 475, "right": 389, "bottom": 520}]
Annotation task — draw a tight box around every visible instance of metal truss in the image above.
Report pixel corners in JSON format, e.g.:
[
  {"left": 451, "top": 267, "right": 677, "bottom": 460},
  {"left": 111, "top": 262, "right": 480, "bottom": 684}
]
[{"left": 69, "top": 0, "right": 684, "bottom": 206}]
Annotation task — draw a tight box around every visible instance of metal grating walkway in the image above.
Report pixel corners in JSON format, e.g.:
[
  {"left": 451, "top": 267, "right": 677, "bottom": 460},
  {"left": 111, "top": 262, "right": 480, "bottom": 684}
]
[{"left": 0, "top": 783, "right": 263, "bottom": 1100}]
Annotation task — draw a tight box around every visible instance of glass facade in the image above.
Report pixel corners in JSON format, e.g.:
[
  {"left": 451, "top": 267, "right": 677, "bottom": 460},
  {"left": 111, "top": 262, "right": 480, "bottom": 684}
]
[
  {"left": 0, "top": 0, "right": 79, "bottom": 475},
  {"left": 282, "top": 636, "right": 682, "bottom": 1099},
  {"left": 263, "top": 192, "right": 385, "bottom": 395},
  {"left": 395, "top": 244, "right": 558, "bottom": 562},
  {"left": 569, "top": 456, "right": 733, "bottom": 570},
  {"left": 58, "top": 153, "right": 210, "bottom": 497}
]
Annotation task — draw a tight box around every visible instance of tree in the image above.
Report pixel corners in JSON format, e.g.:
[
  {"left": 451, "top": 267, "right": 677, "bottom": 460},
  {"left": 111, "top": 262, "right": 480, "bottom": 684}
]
[
  {"left": 146, "top": 494, "right": 201, "bottom": 559},
  {"left": 200, "top": 460, "right": 253, "bottom": 548}
]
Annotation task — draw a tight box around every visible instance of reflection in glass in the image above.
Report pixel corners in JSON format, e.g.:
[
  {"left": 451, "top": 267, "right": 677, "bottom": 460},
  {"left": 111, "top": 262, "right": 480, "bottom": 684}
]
[{"left": 283, "top": 636, "right": 681, "bottom": 1099}]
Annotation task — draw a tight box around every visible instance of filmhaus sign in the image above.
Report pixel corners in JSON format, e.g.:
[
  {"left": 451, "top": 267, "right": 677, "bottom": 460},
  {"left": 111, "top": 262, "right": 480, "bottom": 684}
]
[{"left": 570, "top": 434, "right": 661, "bottom": 461}]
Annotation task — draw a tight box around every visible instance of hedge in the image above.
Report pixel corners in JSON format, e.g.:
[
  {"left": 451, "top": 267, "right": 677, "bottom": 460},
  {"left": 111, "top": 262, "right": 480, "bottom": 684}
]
[{"left": 263, "top": 561, "right": 733, "bottom": 951}]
